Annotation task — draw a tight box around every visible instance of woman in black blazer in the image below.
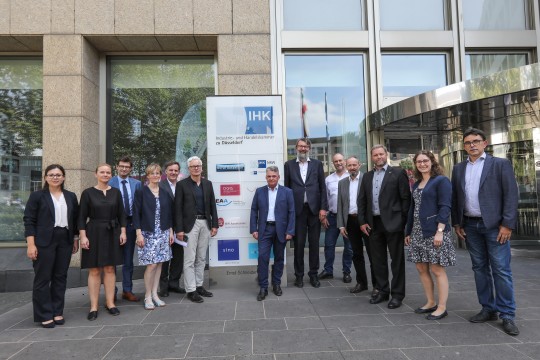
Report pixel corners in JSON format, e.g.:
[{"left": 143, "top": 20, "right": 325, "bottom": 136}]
[
  {"left": 133, "top": 163, "right": 174, "bottom": 310},
  {"left": 23, "top": 164, "right": 79, "bottom": 328}
]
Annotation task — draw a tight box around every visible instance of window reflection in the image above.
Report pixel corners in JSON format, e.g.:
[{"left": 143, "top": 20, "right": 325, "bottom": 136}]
[
  {"left": 379, "top": 0, "right": 445, "bottom": 30},
  {"left": 283, "top": 0, "right": 363, "bottom": 31},
  {"left": 463, "top": 0, "right": 527, "bottom": 30},
  {"left": 465, "top": 53, "right": 528, "bottom": 80}
]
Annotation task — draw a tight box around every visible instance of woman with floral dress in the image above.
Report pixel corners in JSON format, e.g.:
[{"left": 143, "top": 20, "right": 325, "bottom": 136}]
[{"left": 133, "top": 163, "right": 174, "bottom": 310}]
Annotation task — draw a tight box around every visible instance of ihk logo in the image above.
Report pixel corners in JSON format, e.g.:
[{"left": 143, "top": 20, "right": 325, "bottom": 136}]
[{"left": 244, "top": 106, "right": 273, "bottom": 135}]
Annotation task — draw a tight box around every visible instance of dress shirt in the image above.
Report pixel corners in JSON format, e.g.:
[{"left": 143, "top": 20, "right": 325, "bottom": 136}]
[
  {"left": 267, "top": 185, "right": 279, "bottom": 221},
  {"left": 372, "top": 164, "right": 388, "bottom": 216},
  {"left": 191, "top": 178, "right": 206, "bottom": 215},
  {"left": 51, "top": 192, "right": 69, "bottom": 228},
  {"left": 464, "top": 152, "right": 486, "bottom": 217},
  {"left": 348, "top": 176, "right": 359, "bottom": 214},
  {"left": 118, "top": 176, "right": 133, "bottom": 213},
  {"left": 325, "top": 171, "right": 349, "bottom": 213},
  {"left": 168, "top": 179, "right": 176, "bottom": 195},
  {"left": 296, "top": 157, "right": 311, "bottom": 203}
]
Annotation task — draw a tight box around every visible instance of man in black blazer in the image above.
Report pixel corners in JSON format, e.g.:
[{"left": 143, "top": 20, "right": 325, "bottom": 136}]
[
  {"left": 358, "top": 145, "right": 411, "bottom": 309},
  {"left": 158, "top": 161, "right": 185, "bottom": 297},
  {"left": 284, "top": 138, "right": 328, "bottom": 288},
  {"left": 174, "top": 156, "right": 218, "bottom": 303}
]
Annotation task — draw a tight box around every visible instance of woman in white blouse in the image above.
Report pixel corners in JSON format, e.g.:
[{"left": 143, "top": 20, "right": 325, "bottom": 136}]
[{"left": 23, "top": 164, "right": 79, "bottom": 328}]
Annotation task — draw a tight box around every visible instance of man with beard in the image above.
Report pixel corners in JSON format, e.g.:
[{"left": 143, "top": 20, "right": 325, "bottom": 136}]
[{"left": 284, "top": 138, "right": 328, "bottom": 288}]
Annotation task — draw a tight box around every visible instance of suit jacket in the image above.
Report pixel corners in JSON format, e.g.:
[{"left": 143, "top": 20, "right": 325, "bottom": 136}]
[
  {"left": 109, "top": 176, "right": 141, "bottom": 214},
  {"left": 358, "top": 166, "right": 411, "bottom": 233},
  {"left": 336, "top": 173, "right": 363, "bottom": 229},
  {"left": 23, "top": 189, "right": 79, "bottom": 247},
  {"left": 406, "top": 175, "right": 452, "bottom": 237},
  {"left": 133, "top": 185, "right": 174, "bottom": 232},
  {"left": 451, "top": 154, "right": 518, "bottom": 231},
  {"left": 174, "top": 177, "right": 218, "bottom": 233},
  {"left": 250, "top": 185, "right": 295, "bottom": 242},
  {"left": 159, "top": 179, "right": 176, "bottom": 231},
  {"left": 284, "top": 158, "right": 328, "bottom": 215}
]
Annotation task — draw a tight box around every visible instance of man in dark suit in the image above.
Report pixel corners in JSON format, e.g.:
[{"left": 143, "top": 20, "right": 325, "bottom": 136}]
[
  {"left": 358, "top": 145, "right": 411, "bottom": 309},
  {"left": 174, "top": 156, "right": 218, "bottom": 303},
  {"left": 451, "top": 127, "right": 519, "bottom": 336},
  {"left": 250, "top": 166, "right": 295, "bottom": 301},
  {"left": 337, "top": 156, "right": 371, "bottom": 294},
  {"left": 109, "top": 155, "right": 141, "bottom": 302},
  {"left": 158, "top": 160, "right": 185, "bottom": 297},
  {"left": 284, "top": 138, "right": 328, "bottom": 288}
]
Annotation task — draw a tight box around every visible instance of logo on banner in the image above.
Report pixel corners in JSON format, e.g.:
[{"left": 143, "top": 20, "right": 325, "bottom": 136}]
[
  {"left": 248, "top": 243, "right": 274, "bottom": 259},
  {"left": 258, "top": 160, "right": 266, "bottom": 168},
  {"left": 244, "top": 106, "right": 273, "bottom": 134},
  {"left": 216, "top": 198, "right": 232, "bottom": 206},
  {"left": 220, "top": 184, "right": 241, "bottom": 196},
  {"left": 218, "top": 240, "right": 239, "bottom": 261},
  {"left": 218, "top": 218, "right": 225, "bottom": 227},
  {"left": 216, "top": 163, "right": 245, "bottom": 172}
]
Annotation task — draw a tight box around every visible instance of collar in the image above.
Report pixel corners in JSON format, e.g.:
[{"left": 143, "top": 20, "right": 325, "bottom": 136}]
[
  {"left": 374, "top": 164, "right": 388, "bottom": 172},
  {"left": 268, "top": 184, "right": 279, "bottom": 191},
  {"left": 349, "top": 174, "right": 359, "bottom": 181},
  {"left": 167, "top": 179, "right": 176, "bottom": 187},
  {"left": 118, "top": 176, "right": 129, "bottom": 183},
  {"left": 296, "top": 156, "right": 311, "bottom": 163},
  {"left": 467, "top": 152, "right": 486, "bottom": 164}
]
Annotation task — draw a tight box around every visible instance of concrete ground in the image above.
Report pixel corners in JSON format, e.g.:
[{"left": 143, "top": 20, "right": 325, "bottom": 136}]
[{"left": 0, "top": 247, "right": 539, "bottom": 360}]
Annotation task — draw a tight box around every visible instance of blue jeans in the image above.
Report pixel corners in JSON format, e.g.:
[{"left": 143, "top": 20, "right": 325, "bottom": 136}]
[
  {"left": 464, "top": 218, "right": 516, "bottom": 320},
  {"left": 323, "top": 212, "right": 353, "bottom": 274},
  {"left": 122, "top": 221, "right": 137, "bottom": 293}
]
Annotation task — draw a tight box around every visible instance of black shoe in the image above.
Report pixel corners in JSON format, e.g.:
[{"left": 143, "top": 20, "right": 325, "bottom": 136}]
[
  {"left": 369, "top": 293, "right": 389, "bottom": 304},
  {"left": 53, "top": 317, "right": 65, "bottom": 325},
  {"left": 318, "top": 271, "right": 333, "bottom": 279},
  {"left": 371, "top": 288, "right": 380, "bottom": 299},
  {"left": 502, "top": 319, "right": 520, "bottom": 336},
  {"left": 294, "top": 276, "right": 304, "bottom": 288},
  {"left": 41, "top": 320, "right": 55, "bottom": 328},
  {"left": 387, "top": 298, "right": 402, "bottom": 309},
  {"left": 414, "top": 305, "right": 438, "bottom": 314},
  {"left": 272, "top": 284, "right": 282, "bottom": 296},
  {"left": 87, "top": 311, "right": 98, "bottom": 321},
  {"left": 426, "top": 310, "right": 448, "bottom": 320},
  {"left": 309, "top": 276, "right": 321, "bottom": 288},
  {"left": 257, "top": 288, "right": 268, "bottom": 301},
  {"left": 169, "top": 287, "right": 186, "bottom": 294},
  {"left": 469, "top": 310, "right": 498, "bottom": 323},
  {"left": 105, "top": 306, "right": 120, "bottom": 316},
  {"left": 350, "top": 283, "right": 368, "bottom": 293},
  {"left": 158, "top": 289, "right": 169, "bottom": 297},
  {"left": 343, "top": 273, "right": 352, "bottom": 283},
  {"left": 187, "top": 291, "right": 204, "bottom": 303},
  {"left": 196, "top": 286, "right": 213, "bottom": 297}
]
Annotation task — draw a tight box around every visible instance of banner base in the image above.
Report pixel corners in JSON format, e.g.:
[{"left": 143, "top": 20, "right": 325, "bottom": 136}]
[{"left": 209, "top": 265, "right": 288, "bottom": 289}]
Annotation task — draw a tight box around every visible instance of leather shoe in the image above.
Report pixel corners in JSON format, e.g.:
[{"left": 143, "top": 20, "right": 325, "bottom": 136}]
[
  {"left": 196, "top": 286, "right": 213, "bottom": 297},
  {"left": 343, "top": 273, "right": 352, "bottom": 283},
  {"left": 122, "top": 291, "right": 140, "bottom": 302},
  {"left": 87, "top": 311, "right": 98, "bottom": 321},
  {"left": 414, "top": 305, "right": 438, "bottom": 314},
  {"left": 350, "top": 283, "right": 368, "bottom": 293},
  {"left": 369, "top": 293, "right": 389, "bottom": 304},
  {"left": 257, "top": 288, "right": 268, "bottom": 301},
  {"left": 469, "top": 310, "right": 498, "bottom": 323},
  {"left": 294, "top": 276, "right": 303, "bottom": 288},
  {"left": 387, "top": 298, "right": 402, "bottom": 309},
  {"left": 169, "top": 286, "right": 186, "bottom": 294},
  {"left": 105, "top": 306, "right": 120, "bottom": 316},
  {"left": 272, "top": 284, "right": 282, "bottom": 296},
  {"left": 309, "top": 276, "right": 321, "bottom": 288},
  {"left": 53, "top": 317, "right": 65, "bottom": 325},
  {"left": 187, "top": 291, "right": 204, "bottom": 303},
  {"left": 502, "top": 319, "right": 519, "bottom": 336},
  {"left": 426, "top": 310, "right": 448, "bottom": 320},
  {"left": 371, "top": 288, "right": 380, "bottom": 299},
  {"left": 318, "top": 271, "right": 333, "bottom": 279},
  {"left": 158, "top": 289, "right": 169, "bottom": 297}
]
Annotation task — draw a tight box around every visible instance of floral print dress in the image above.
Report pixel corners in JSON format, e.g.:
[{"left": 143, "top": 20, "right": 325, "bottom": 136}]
[{"left": 138, "top": 197, "right": 172, "bottom": 265}]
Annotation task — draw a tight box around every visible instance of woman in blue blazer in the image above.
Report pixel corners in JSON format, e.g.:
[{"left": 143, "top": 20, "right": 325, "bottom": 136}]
[
  {"left": 405, "top": 151, "right": 456, "bottom": 320},
  {"left": 23, "top": 164, "right": 79, "bottom": 328},
  {"left": 133, "top": 163, "right": 174, "bottom": 310}
]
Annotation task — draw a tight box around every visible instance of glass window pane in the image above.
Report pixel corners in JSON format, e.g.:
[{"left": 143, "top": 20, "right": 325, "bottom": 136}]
[
  {"left": 284, "top": 55, "right": 367, "bottom": 172},
  {"left": 465, "top": 53, "right": 528, "bottom": 79},
  {"left": 382, "top": 54, "right": 447, "bottom": 104},
  {"left": 380, "top": 0, "right": 445, "bottom": 30},
  {"left": 463, "top": 0, "right": 527, "bottom": 30},
  {"left": 0, "top": 58, "right": 43, "bottom": 242},
  {"left": 283, "top": 0, "right": 363, "bottom": 31},
  {"left": 109, "top": 57, "right": 215, "bottom": 179}
]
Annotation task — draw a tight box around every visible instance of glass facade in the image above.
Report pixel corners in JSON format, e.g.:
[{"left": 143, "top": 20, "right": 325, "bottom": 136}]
[
  {"left": 108, "top": 57, "right": 215, "bottom": 180},
  {"left": 465, "top": 53, "right": 528, "bottom": 79},
  {"left": 462, "top": 0, "right": 527, "bottom": 30},
  {"left": 0, "top": 58, "right": 43, "bottom": 242},
  {"left": 379, "top": 0, "right": 446, "bottom": 30},
  {"left": 283, "top": 0, "right": 363, "bottom": 31}
]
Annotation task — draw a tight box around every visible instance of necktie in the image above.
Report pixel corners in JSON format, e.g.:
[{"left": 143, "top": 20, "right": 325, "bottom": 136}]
[{"left": 121, "top": 179, "right": 130, "bottom": 216}]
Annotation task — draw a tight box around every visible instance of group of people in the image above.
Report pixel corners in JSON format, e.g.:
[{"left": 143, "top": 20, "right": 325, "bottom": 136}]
[{"left": 23, "top": 127, "right": 519, "bottom": 336}]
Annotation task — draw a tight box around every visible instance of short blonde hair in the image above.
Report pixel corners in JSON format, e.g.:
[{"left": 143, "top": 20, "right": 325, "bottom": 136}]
[
  {"left": 145, "top": 163, "right": 161, "bottom": 176},
  {"left": 95, "top": 163, "right": 112, "bottom": 173}
]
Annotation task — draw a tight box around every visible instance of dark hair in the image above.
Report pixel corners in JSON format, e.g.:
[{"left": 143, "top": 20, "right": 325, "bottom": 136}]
[
  {"left": 117, "top": 155, "right": 133, "bottom": 167},
  {"left": 412, "top": 150, "right": 444, "bottom": 180},
  {"left": 296, "top": 138, "right": 312, "bottom": 147},
  {"left": 163, "top": 160, "right": 180, "bottom": 170},
  {"left": 43, "top": 164, "right": 66, "bottom": 190},
  {"left": 463, "top": 127, "right": 486, "bottom": 141}
]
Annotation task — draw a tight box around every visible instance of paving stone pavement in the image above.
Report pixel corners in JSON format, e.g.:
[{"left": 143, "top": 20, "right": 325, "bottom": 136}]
[{"left": 0, "top": 248, "right": 539, "bottom": 360}]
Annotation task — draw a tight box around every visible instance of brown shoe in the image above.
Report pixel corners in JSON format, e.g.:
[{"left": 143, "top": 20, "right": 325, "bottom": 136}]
[{"left": 122, "top": 291, "right": 140, "bottom": 302}]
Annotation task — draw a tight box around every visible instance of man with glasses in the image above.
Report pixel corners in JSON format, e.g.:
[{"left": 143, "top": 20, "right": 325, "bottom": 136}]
[
  {"left": 109, "top": 156, "right": 141, "bottom": 302},
  {"left": 451, "top": 127, "right": 519, "bottom": 336},
  {"left": 284, "top": 138, "right": 328, "bottom": 288},
  {"left": 174, "top": 156, "right": 218, "bottom": 303}
]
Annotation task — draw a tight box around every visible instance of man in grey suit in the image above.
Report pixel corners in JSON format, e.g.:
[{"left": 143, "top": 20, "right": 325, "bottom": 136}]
[
  {"left": 337, "top": 156, "right": 371, "bottom": 294},
  {"left": 451, "top": 127, "right": 519, "bottom": 336}
]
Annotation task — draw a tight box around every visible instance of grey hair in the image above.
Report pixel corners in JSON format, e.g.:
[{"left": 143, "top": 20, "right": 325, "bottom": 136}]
[
  {"left": 187, "top": 156, "right": 202, "bottom": 166},
  {"left": 266, "top": 166, "right": 279, "bottom": 174},
  {"left": 370, "top": 144, "right": 388, "bottom": 154},
  {"left": 346, "top": 155, "right": 359, "bottom": 163}
]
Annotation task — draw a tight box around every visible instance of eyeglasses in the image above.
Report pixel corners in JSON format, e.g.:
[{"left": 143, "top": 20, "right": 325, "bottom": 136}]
[
  {"left": 189, "top": 165, "right": 202, "bottom": 169},
  {"left": 297, "top": 145, "right": 310, "bottom": 149},
  {"left": 463, "top": 139, "right": 483, "bottom": 147},
  {"left": 415, "top": 159, "right": 430, "bottom": 165},
  {"left": 117, "top": 165, "right": 131, "bottom": 169},
  {"left": 46, "top": 174, "right": 63, "bottom": 179}
]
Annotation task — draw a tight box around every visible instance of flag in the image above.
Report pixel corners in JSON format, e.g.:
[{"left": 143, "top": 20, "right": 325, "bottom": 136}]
[
  {"left": 325, "top": 92, "right": 330, "bottom": 142},
  {"left": 301, "top": 88, "right": 309, "bottom": 137}
]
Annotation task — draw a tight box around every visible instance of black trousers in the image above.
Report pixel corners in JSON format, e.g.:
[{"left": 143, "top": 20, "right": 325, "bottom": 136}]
[
  {"left": 32, "top": 227, "right": 73, "bottom": 322},
  {"left": 346, "top": 215, "right": 368, "bottom": 286},
  {"left": 363, "top": 233, "right": 378, "bottom": 289},
  {"left": 159, "top": 242, "right": 184, "bottom": 290},
  {"left": 294, "top": 204, "right": 320, "bottom": 277},
  {"left": 370, "top": 216, "right": 405, "bottom": 300}
]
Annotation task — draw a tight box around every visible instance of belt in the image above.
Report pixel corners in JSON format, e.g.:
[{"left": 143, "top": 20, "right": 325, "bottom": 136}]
[
  {"left": 348, "top": 214, "right": 358, "bottom": 218},
  {"left": 196, "top": 215, "right": 207, "bottom": 220},
  {"left": 54, "top": 226, "right": 68, "bottom": 230},
  {"left": 266, "top": 221, "right": 276, "bottom": 225},
  {"left": 328, "top": 212, "right": 337, "bottom": 216},
  {"left": 464, "top": 215, "right": 482, "bottom": 221}
]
